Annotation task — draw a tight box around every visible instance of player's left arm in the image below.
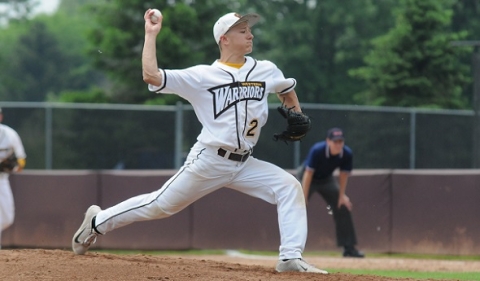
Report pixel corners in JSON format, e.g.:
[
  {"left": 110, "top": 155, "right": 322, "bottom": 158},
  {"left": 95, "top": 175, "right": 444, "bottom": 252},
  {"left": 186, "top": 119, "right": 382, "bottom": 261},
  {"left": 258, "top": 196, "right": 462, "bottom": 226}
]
[
  {"left": 271, "top": 68, "right": 310, "bottom": 142},
  {"left": 276, "top": 90, "right": 302, "bottom": 112},
  {"left": 337, "top": 171, "right": 352, "bottom": 210},
  {"left": 16, "top": 158, "right": 26, "bottom": 172},
  {"left": 338, "top": 150, "right": 353, "bottom": 210},
  {"left": 273, "top": 89, "right": 311, "bottom": 143},
  {"left": 272, "top": 69, "right": 301, "bottom": 112},
  {"left": 11, "top": 129, "right": 26, "bottom": 172}
]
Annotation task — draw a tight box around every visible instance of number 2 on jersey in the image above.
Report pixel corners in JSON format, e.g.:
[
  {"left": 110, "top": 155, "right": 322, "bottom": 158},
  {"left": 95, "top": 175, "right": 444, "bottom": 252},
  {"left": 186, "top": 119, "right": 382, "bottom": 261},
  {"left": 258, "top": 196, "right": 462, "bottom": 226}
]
[{"left": 246, "top": 119, "right": 258, "bottom": 138}]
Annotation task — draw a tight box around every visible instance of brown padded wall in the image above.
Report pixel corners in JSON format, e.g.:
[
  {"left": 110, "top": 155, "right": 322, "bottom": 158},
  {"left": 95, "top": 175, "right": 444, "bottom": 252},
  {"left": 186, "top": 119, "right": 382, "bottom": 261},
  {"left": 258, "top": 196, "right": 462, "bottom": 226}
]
[
  {"left": 191, "top": 188, "right": 280, "bottom": 251},
  {"left": 348, "top": 171, "right": 392, "bottom": 253},
  {"left": 4, "top": 171, "right": 99, "bottom": 248},
  {"left": 391, "top": 170, "right": 480, "bottom": 255},
  {"left": 305, "top": 170, "right": 392, "bottom": 253},
  {"left": 3, "top": 169, "right": 480, "bottom": 255},
  {"left": 305, "top": 194, "right": 336, "bottom": 251},
  {"left": 190, "top": 170, "right": 392, "bottom": 253},
  {"left": 97, "top": 170, "right": 191, "bottom": 250}
]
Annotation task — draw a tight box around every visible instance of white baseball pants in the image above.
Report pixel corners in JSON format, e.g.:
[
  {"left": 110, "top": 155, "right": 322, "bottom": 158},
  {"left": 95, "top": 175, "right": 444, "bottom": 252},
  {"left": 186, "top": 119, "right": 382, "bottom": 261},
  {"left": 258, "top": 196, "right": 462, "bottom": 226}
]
[
  {"left": 0, "top": 174, "right": 15, "bottom": 247},
  {"left": 95, "top": 142, "right": 308, "bottom": 260}
]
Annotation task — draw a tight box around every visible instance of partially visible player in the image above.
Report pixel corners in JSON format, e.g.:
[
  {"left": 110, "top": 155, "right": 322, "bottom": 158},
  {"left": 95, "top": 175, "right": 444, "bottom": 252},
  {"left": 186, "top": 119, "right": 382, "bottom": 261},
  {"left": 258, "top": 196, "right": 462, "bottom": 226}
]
[
  {"left": 0, "top": 108, "right": 26, "bottom": 248},
  {"left": 72, "top": 10, "right": 328, "bottom": 274}
]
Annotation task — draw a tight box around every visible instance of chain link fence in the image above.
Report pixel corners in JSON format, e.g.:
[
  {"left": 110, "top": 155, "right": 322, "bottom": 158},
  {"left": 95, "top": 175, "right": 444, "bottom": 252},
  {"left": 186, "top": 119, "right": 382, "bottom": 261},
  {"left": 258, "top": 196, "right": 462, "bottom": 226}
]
[{"left": 0, "top": 102, "right": 475, "bottom": 170}]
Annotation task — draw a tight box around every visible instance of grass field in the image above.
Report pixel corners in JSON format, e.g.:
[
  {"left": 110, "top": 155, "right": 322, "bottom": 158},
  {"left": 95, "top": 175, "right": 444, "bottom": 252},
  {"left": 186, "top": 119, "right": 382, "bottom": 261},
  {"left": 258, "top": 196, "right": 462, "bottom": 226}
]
[
  {"left": 99, "top": 249, "right": 480, "bottom": 281},
  {"left": 334, "top": 269, "right": 480, "bottom": 280}
]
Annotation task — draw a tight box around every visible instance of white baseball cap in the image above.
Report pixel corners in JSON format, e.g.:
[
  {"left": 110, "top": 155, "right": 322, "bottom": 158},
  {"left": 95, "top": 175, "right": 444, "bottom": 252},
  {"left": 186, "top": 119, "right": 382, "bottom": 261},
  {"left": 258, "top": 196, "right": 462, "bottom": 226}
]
[{"left": 213, "top": 12, "right": 260, "bottom": 44}]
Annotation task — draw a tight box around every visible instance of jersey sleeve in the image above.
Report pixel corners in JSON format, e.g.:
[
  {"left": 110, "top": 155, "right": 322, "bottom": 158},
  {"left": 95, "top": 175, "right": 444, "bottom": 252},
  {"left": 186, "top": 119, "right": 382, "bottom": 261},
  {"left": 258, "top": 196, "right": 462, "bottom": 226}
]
[
  {"left": 340, "top": 149, "right": 353, "bottom": 172},
  {"left": 271, "top": 63, "right": 296, "bottom": 94},
  {"left": 148, "top": 66, "right": 205, "bottom": 100},
  {"left": 6, "top": 127, "right": 26, "bottom": 159},
  {"left": 305, "top": 145, "right": 320, "bottom": 171}
]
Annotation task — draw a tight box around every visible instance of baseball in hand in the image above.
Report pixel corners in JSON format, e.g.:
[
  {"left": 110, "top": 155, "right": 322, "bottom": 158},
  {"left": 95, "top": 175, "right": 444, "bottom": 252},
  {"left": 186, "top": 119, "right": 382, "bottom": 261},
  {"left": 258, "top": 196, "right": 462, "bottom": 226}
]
[{"left": 150, "top": 9, "right": 162, "bottom": 23}]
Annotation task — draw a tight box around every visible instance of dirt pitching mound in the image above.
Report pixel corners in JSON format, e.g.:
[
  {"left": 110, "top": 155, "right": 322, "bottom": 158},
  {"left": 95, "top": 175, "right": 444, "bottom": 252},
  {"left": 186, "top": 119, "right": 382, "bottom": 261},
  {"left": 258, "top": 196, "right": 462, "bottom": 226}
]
[{"left": 1, "top": 249, "right": 478, "bottom": 280}]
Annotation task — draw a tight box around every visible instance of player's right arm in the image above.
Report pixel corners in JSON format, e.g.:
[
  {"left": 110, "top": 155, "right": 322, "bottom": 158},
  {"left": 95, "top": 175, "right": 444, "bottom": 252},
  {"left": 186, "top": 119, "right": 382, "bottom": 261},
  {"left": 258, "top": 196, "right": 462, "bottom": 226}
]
[
  {"left": 302, "top": 145, "right": 322, "bottom": 204},
  {"left": 301, "top": 168, "right": 314, "bottom": 204},
  {"left": 142, "top": 9, "right": 163, "bottom": 86},
  {"left": 337, "top": 171, "right": 352, "bottom": 210}
]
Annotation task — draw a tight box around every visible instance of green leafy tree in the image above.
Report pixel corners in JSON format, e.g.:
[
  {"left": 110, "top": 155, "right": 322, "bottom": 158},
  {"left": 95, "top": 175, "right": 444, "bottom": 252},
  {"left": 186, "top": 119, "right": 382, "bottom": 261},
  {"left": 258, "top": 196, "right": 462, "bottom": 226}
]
[
  {"left": 307, "top": 0, "right": 398, "bottom": 104},
  {"left": 0, "top": 0, "right": 37, "bottom": 24},
  {"left": 450, "top": 0, "right": 480, "bottom": 105},
  {"left": 0, "top": 2, "right": 106, "bottom": 102},
  {"left": 85, "top": 0, "right": 240, "bottom": 104},
  {"left": 55, "top": 88, "right": 111, "bottom": 103},
  {"left": 350, "top": 0, "right": 471, "bottom": 109},
  {"left": 38, "top": 6, "right": 105, "bottom": 100},
  {"left": 57, "top": 0, "right": 96, "bottom": 13},
  {"left": 60, "top": 0, "right": 401, "bottom": 105},
  {"left": 1, "top": 0, "right": 136, "bottom": 104},
  {"left": 245, "top": 0, "right": 398, "bottom": 104},
  {"left": 0, "top": 21, "right": 69, "bottom": 101},
  {"left": 451, "top": 0, "right": 480, "bottom": 37},
  {"left": 0, "top": 19, "right": 27, "bottom": 98}
]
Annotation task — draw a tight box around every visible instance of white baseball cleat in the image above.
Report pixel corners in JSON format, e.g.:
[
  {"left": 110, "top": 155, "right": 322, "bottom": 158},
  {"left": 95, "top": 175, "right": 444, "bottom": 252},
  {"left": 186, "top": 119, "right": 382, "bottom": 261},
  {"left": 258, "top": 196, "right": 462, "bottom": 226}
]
[
  {"left": 72, "top": 205, "right": 102, "bottom": 255},
  {"left": 275, "top": 258, "right": 328, "bottom": 274}
]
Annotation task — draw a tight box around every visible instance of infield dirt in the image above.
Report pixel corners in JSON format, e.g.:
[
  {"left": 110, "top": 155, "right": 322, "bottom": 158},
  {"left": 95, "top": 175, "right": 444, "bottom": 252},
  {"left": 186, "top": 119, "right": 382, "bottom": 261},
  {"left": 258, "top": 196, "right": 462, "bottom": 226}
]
[{"left": 2, "top": 249, "right": 479, "bottom": 280}]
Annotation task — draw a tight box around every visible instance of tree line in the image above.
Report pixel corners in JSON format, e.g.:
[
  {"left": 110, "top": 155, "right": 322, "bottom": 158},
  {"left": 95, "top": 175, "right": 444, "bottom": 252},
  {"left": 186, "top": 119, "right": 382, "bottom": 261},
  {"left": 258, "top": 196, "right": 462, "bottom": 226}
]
[{"left": 1, "top": 0, "right": 479, "bottom": 109}]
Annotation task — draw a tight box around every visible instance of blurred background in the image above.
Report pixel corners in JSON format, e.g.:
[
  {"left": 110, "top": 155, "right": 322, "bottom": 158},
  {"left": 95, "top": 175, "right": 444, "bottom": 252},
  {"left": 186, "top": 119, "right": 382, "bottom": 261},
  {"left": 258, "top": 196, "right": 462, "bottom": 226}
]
[
  {"left": 0, "top": 0, "right": 479, "bottom": 170},
  {"left": 2, "top": 0, "right": 480, "bottom": 255}
]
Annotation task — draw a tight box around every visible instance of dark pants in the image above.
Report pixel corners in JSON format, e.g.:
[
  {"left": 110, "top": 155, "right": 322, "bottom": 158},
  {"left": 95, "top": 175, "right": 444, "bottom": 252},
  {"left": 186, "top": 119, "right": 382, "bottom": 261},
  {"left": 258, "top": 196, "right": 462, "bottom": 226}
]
[{"left": 297, "top": 166, "right": 358, "bottom": 248}]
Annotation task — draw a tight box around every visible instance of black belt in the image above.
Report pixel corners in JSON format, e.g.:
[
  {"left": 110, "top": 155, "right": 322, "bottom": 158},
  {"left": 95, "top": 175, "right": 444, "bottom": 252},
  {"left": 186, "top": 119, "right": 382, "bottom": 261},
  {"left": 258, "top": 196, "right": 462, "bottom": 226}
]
[{"left": 217, "top": 148, "right": 250, "bottom": 162}]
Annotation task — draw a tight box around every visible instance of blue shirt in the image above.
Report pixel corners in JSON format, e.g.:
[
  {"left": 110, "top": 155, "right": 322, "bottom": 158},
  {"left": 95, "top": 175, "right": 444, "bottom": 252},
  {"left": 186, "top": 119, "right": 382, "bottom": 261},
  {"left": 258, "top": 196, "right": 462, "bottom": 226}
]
[{"left": 304, "top": 141, "right": 353, "bottom": 180}]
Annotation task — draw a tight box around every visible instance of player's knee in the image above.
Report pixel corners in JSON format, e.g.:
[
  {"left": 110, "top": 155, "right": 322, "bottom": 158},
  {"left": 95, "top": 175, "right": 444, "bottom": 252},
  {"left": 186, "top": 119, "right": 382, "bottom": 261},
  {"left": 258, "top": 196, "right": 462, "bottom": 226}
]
[
  {"left": 280, "top": 171, "right": 299, "bottom": 186},
  {"left": 290, "top": 176, "right": 303, "bottom": 191},
  {"left": 153, "top": 199, "right": 185, "bottom": 218},
  {"left": 277, "top": 174, "right": 304, "bottom": 201}
]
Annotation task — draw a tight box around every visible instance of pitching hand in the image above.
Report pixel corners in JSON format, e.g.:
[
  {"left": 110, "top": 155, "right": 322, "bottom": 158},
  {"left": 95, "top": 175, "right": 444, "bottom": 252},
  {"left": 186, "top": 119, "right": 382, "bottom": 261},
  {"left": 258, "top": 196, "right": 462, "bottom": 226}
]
[{"left": 144, "top": 9, "right": 162, "bottom": 34}]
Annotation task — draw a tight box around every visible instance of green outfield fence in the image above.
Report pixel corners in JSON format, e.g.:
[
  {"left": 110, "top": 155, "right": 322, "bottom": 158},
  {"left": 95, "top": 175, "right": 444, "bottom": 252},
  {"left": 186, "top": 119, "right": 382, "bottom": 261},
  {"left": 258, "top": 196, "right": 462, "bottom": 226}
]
[{"left": 0, "top": 101, "right": 475, "bottom": 170}]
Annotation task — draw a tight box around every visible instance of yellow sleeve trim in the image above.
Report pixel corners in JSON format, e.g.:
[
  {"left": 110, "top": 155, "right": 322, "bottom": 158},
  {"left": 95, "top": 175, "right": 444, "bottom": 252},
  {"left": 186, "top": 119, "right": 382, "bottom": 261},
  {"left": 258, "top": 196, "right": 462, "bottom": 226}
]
[{"left": 17, "top": 158, "right": 26, "bottom": 169}]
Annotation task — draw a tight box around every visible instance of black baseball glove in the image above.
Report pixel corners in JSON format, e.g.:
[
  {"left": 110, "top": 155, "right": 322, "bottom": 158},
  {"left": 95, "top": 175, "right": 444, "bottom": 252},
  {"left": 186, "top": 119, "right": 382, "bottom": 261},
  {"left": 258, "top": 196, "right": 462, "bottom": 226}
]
[
  {"left": 273, "top": 105, "right": 311, "bottom": 143},
  {"left": 0, "top": 153, "right": 18, "bottom": 173}
]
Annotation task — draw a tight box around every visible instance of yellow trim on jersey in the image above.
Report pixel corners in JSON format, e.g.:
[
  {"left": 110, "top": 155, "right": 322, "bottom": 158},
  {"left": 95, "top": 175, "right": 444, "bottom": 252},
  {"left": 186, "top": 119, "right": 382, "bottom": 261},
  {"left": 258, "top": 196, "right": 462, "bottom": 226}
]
[
  {"left": 17, "top": 158, "right": 26, "bottom": 169},
  {"left": 221, "top": 62, "right": 244, "bottom": 69}
]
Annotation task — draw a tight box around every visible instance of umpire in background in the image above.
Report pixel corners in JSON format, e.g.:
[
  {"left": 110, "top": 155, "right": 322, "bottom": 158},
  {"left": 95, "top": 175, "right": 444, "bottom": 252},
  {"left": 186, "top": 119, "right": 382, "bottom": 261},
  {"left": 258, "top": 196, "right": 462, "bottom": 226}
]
[{"left": 298, "top": 127, "right": 364, "bottom": 258}]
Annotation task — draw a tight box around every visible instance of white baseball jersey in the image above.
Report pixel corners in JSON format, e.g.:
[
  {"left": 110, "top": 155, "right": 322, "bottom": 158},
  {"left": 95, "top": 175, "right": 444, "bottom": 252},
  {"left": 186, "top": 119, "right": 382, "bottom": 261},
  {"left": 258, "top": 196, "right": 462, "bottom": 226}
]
[
  {"left": 149, "top": 56, "right": 296, "bottom": 151},
  {"left": 0, "top": 124, "right": 26, "bottom": 166},
  {"left": 0, "top": 124, "right": 26, "bottom": 237},
  {"left": 95, "top": 56, "right": 308, "bottom": 260}
]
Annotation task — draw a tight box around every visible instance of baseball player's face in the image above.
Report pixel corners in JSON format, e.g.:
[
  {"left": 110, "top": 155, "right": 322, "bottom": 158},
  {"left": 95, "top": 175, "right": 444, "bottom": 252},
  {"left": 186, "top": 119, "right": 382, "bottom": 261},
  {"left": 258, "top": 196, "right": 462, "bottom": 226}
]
[
  {"left": 327, "top": 138, "right": 344, "bottom": 155},
  {"left": 224, "top": 22, "right": 254, "bottom": 54}
]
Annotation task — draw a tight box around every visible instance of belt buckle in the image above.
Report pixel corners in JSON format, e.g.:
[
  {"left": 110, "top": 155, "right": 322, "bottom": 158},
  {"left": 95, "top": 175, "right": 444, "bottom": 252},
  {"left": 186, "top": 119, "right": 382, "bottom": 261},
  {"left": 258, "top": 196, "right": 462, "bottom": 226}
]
[{"left": 218, "top": 148, "right": 250, "bottom": 162}]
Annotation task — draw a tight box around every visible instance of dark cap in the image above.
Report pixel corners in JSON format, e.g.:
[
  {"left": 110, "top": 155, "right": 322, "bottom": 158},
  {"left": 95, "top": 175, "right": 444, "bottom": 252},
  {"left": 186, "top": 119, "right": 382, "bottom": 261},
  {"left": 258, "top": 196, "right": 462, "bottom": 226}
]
[{"left": 327, "top": 127, "right": 344, "bottom": 141}]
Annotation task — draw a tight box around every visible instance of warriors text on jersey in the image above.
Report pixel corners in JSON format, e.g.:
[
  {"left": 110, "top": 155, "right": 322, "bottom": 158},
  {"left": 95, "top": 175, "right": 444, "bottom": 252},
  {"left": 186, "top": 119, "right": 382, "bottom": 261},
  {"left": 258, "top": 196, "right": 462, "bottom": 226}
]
[{"left": 149, "top": 56, "right": 296, "bottom": 152}]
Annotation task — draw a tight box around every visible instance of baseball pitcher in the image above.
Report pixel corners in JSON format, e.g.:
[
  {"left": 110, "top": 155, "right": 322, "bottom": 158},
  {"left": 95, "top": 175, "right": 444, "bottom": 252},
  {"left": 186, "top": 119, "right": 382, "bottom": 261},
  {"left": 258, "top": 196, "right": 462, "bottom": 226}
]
[{"left": 72, "top": 10, "right": 325, "bottom": 274}]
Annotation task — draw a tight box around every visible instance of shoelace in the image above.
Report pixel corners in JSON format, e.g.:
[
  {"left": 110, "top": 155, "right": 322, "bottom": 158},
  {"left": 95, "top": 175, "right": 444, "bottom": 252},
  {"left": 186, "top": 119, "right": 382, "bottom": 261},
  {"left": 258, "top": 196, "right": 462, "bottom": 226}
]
[{"left": 82, "top": 233, "right": 98, "bottom": 246}]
